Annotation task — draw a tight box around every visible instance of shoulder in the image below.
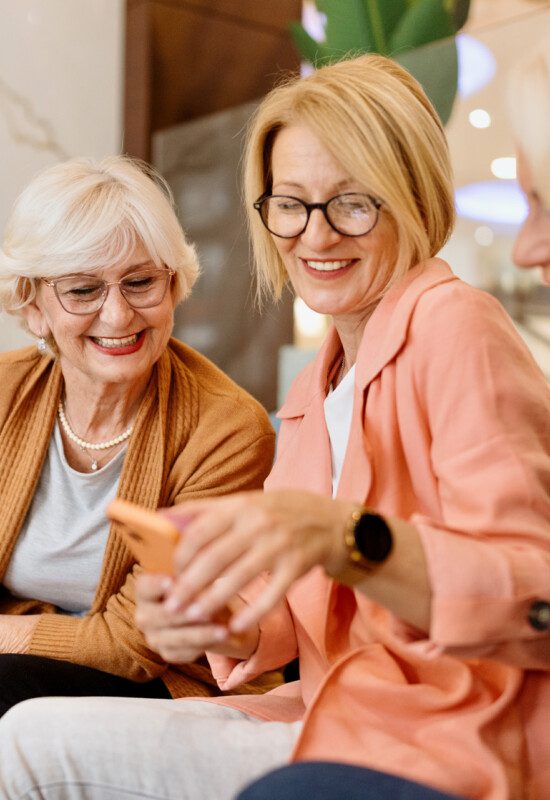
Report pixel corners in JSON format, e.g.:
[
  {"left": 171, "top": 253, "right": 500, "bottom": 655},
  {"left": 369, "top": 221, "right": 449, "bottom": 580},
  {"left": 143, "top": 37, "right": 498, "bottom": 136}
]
[
  {"left": 409, "top": 274, "right": 521, "bottom": 350},
  {"left": 0, "top": 346, "right": 54, "bottom": 429},
  {"left": 406, "top": 274, "right": 549, "bottom": 406},
  {"left": 168, "top": 338, "right": 273, "bottom": 439},
  {"left": 414, "top": 275, "right": 508, "bottom": 320},
  {"left": 0, "top": 345, "right": 44, "bottom": 369},
  {"left": 0, "top": 345, "right": 49, "bottom": 392}
]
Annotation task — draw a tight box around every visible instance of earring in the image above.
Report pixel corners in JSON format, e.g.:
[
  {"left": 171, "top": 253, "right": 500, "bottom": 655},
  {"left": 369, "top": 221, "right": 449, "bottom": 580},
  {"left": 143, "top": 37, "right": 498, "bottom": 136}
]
[{"left": 37, "top": 337, "right": 47, "bottom": 353}]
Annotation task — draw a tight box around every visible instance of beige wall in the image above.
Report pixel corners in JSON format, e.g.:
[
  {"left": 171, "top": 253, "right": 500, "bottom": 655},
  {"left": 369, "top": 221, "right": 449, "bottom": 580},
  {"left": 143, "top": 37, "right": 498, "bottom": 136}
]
[{"left": 0, "top": 0, "right": 124, "bottom": 349}]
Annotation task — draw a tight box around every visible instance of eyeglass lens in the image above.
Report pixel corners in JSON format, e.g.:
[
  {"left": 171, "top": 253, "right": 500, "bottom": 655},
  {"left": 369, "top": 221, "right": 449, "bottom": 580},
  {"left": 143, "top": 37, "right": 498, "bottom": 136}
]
[
  {"left": 52, "top": 269, "right": 171, "bottom": 314},
  {"left": 259, "top": 194, "right": 379, "bottom": 238}
]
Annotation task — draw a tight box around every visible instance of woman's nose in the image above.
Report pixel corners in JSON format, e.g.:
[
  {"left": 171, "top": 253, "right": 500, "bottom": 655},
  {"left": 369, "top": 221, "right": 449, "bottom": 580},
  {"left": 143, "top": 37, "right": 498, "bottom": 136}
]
[
  {"left": 98, "top": 284, "right": 135, "bottom": 325},
  {"left": 299, "top": 209, "right": 343, "bottom": 251}
]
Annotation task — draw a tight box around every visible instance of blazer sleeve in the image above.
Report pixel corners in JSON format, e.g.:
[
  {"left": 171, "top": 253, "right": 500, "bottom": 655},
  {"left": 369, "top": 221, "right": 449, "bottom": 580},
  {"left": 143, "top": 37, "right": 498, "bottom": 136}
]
[{"left": 410, "top": 284, "right": 550, "bottom": 669}]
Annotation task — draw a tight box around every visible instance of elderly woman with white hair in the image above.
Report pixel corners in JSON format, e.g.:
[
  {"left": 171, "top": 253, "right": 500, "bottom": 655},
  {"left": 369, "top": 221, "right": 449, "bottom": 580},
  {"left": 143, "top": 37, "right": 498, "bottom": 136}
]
[{"left": 0, "top": 156, "right": 275, "bottom": 714}]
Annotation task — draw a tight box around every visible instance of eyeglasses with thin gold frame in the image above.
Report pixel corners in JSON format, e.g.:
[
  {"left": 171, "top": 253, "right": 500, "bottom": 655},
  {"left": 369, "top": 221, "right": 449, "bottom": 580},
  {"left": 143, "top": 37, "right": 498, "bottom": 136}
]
[{"left": 41, "top": 267, "right": 175, "bottom": 315}]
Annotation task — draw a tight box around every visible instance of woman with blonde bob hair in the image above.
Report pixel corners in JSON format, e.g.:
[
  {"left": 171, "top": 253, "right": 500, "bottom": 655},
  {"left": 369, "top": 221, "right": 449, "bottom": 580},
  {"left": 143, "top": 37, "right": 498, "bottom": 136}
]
[
  {"left": 0, "top": 155, "right": 274, "bottom": 716},
  {"left": 245, "top": 54, "right": 455, "bottom": 305},
  {"left": 1, "top": 56, "right": 549, "bottom": 800}
]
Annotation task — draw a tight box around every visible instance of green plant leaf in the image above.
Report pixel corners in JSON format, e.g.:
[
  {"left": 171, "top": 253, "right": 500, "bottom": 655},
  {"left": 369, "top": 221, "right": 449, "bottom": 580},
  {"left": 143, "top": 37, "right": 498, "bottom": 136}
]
[
  {"left": 450, "top": 0, "right": 471, "bottom": 31},
  {"left": 317, "top": 0, "right": 375, "bottom": 54},
  {"left": 394, "top": 36, "right": 458, "bottom": 124},
  {"left": 362, "top": 0, "right": 408, "bottom": 48},
  {"left": 289, "top": 22, "right": 334, "bottom": 67},
  {"left": 390, "top": 0, "right": 456, "bottom": 55}
]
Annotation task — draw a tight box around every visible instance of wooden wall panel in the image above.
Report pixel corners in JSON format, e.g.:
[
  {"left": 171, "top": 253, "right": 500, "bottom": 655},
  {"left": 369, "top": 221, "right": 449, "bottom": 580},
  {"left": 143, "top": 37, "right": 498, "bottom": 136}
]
[
  {"left": 125, "top": 0, "right": 153, "bottom": 159},
  {"left": 124, "top": 0, "right": 301, "bottom": 157}
]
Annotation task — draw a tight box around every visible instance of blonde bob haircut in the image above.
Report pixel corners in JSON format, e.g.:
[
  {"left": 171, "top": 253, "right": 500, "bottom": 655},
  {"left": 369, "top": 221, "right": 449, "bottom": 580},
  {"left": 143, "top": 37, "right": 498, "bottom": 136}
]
[
  {"left": 244, "top": 53, "right": 455, "bottom": 303},
  {"left": 508, "top": 40, "right": 550, "bottom": 209},
  {"left": 0, "top": 155, "right": 199, "bottom": 318}
]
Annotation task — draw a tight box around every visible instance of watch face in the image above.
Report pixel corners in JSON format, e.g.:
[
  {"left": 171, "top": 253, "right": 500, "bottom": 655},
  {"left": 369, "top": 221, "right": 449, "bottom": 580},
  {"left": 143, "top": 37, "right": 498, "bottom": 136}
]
[{"left": 355, "top": 512, "right": 393, "bottom": 563}]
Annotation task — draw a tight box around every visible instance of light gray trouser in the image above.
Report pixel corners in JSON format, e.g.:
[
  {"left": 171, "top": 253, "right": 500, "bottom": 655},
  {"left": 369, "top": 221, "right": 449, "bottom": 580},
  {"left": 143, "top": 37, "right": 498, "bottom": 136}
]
[{"left": 0, "top": 696, "right": 301, "bottom": 800}]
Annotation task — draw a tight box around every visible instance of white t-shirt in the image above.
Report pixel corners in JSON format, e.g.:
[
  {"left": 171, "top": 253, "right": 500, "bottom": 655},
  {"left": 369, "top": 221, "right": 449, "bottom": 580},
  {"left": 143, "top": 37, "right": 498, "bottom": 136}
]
[
  {"left": 3, "top": 422, "right": 125, "bottom": 614},
  {"left": 324, "top": 365, "right": 356, "bottom": 497}
]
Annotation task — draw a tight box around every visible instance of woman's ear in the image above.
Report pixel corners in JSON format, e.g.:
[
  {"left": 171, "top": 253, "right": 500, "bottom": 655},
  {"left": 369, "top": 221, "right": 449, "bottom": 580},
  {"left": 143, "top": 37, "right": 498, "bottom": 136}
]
[{"left": 21, "top": 300, "right": 51, "bottom": 339}]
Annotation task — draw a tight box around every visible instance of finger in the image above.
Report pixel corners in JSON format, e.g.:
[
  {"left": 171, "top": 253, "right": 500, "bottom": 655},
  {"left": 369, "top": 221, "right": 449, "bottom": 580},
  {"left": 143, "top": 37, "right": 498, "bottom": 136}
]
[
  {"left": 135, "top": 573, "right": 174, "bottom": 602},
  {"left": 176, "top": 535, "right": 289, "bottom": 622},
  {"left": 229, "top": 560, "right": 303, "bottom": 633},
  {"left": 135, "top": 598, "right": 177, "bottom": 632},
  {"left": 165, "top": 502, "right": 289, "bottom": 615},
  {"left": 169, "top": 492, "right": 265, "bottom": 570},
  {"left": 165, "top": 509, "right": 268, "bottom": 612},
  {"left": 170, "top": 505, "right": 240, "bottom": 574},
  {"left": 144, "top": 623, "right": 229, "bottom": 663},
  {"left": 164, "top": 492, "right": 256, "bottom": 537},
  {"left": 160, "top": 503, "right": 204, "bottom": 530}
]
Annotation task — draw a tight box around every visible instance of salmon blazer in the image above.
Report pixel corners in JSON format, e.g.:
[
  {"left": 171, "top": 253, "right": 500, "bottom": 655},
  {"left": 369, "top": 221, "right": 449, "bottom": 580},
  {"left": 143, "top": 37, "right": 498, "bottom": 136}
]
[{"left": 207, "top": 260, "right": 550, "bottom": 800}]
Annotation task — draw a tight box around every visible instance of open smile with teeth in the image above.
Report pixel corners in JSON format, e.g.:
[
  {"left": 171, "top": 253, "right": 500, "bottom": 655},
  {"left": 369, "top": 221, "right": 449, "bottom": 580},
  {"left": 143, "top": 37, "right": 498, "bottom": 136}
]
[
  {"left": 304, "top": 259, "right": 355, "bottom": 272},
  {"left": 91, "top": 333, "right": 141, "bottom": 348}
]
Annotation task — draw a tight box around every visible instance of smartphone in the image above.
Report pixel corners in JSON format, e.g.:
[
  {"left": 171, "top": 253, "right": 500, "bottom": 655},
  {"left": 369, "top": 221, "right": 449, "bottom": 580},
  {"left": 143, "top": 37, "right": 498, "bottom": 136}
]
[
  {"left": 108, "top": 499, "right": 242, "bottom": 636},
  {"left": 106, "top": 498, "right": 180, "bottom": 574}
]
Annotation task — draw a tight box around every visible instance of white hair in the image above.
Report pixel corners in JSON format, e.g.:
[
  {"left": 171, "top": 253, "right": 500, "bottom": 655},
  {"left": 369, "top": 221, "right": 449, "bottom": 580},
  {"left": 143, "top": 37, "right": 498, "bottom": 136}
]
[
  {"left": 508, "top": 39, "right": 550, "bottom": 208},
  {"left": 0, "top": 155, "right": 200, "bottom": 317}
]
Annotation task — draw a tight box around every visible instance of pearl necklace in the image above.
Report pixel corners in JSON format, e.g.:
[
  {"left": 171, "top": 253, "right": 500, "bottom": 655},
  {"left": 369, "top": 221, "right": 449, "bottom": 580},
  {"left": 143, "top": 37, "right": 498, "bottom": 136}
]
[{"left": 58, "top": 401, "right": 133, "bottom": 471}]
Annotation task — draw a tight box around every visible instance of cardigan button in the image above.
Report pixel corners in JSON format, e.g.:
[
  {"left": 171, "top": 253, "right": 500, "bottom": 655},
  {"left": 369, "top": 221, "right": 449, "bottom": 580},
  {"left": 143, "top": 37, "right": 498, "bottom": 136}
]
[{"left": 528, "top": 600, "right": 550, "bottom": 631}]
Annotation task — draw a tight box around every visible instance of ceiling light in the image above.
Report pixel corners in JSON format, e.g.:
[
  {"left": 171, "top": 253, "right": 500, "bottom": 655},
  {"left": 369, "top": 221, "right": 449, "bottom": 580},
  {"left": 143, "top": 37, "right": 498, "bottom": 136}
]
[
  {"left": 491, "top": 157, "right": 517, "bottom": 180},
  {"left": 474, "top": 225, "right": 494, "bottom": 246},
  {"left": 457, "top": 34, "right": 497, "bottom": 97},
  {"left": 455, "top": 181, "right": 527, "bottom": 226},
  {"left": 302, "top": 0, "right": 327, "bottom": 42},
  {"left": 469, "top": 109, "right": 491, "bottom": 129}
]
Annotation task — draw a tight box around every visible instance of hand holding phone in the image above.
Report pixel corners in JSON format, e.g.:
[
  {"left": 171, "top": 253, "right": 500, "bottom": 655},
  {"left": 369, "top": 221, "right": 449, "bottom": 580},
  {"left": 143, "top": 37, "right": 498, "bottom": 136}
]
[
  {"left": 108, "top": 498, "right": 257, "bottom": 659},
  {"left": 106, "top": 498, "right": 180, "bottom": 574}
]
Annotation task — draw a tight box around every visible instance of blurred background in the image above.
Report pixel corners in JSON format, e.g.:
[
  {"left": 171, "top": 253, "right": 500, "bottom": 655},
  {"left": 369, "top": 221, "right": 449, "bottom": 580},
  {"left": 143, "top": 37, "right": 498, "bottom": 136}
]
[{"left": 1, "top": 0, "right": 549, "bottom": 412}]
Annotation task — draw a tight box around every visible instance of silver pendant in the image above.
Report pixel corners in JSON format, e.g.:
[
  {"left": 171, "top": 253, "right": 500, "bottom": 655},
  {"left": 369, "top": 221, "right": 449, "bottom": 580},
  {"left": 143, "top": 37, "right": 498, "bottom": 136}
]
[{"left": 91, "top": 460, "right": 98, "bottom": 471}]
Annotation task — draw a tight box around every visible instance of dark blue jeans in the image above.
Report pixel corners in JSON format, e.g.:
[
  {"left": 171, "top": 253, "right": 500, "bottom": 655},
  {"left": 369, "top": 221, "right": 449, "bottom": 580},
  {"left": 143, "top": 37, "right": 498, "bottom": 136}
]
[{"left": 237, "top": 762, "right": 465, "bottom": 800}]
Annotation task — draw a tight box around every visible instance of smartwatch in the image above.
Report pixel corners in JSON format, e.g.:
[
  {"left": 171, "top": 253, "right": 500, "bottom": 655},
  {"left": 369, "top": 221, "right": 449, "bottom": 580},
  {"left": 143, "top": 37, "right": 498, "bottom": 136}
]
[{"left": 344, "top": 507, "right": 393, "bottom": 572}]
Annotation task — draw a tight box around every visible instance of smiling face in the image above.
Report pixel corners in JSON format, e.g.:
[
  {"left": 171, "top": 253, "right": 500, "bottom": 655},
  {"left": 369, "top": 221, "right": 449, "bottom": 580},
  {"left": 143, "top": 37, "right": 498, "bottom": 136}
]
[
  {"left": 269, "top": 124, "right": 397, "bottom": 327},
  {"left": 23, "top": 244, "right": 175, "bottom": 393},
  {"left": 513, "top": 148, "right": 550, "bottom": 286}
]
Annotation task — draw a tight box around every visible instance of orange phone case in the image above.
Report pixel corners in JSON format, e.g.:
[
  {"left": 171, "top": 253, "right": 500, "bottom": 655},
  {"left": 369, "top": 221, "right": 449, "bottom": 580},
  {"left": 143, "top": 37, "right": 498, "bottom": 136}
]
[{"left": 106, "top": 498, "right": 180, "bottom": 574}]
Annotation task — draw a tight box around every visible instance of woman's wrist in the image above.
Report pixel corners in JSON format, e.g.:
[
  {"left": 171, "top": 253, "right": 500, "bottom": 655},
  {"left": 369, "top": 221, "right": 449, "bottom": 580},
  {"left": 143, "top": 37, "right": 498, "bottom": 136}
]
[
  {"left": 326, "top": 503, "right": 393, "bottom": 583},
  {"left": 325, "top": 501, "right": 362, "bottom": 577}
]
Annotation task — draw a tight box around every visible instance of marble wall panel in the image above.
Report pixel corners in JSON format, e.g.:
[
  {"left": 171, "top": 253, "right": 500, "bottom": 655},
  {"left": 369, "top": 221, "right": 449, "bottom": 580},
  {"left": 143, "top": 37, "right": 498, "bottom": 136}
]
[{"left": 153, "top": 102, "right": 293, "bottom": 411}]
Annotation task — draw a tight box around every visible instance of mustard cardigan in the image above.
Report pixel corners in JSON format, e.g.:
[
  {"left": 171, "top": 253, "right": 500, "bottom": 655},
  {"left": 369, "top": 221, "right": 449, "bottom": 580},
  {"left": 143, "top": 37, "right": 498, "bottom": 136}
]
[{"left": 0, "top": 337, "right": 275, "bottom": 698}]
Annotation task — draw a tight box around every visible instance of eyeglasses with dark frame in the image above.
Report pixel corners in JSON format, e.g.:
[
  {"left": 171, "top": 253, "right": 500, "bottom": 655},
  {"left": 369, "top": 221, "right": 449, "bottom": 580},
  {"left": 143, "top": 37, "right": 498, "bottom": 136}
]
[
  {"left": 41, "top": 267, "right": 175, "bottom": 315},
  {"left": 253, "top": 192, "right": 383, "bottom": 239}
]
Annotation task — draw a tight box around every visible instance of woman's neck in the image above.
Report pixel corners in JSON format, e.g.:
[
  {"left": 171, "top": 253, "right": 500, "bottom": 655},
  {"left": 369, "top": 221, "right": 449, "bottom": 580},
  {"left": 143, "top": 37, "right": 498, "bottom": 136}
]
[
  {"left": 333, "top": 302, "right": 378, "bottom": 376},
  {"left": 59, "top": 366, "right": 151, "bottom": 443}
]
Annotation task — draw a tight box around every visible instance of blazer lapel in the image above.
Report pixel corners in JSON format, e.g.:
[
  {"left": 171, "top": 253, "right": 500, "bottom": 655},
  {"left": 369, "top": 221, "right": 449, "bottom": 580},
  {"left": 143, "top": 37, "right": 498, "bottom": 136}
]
[
  {"left": 267, "top": 328, "right": 344, "bottom": 496},
  {"left": 338, "top": 260, "right": 457, "bottom": 502}
]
